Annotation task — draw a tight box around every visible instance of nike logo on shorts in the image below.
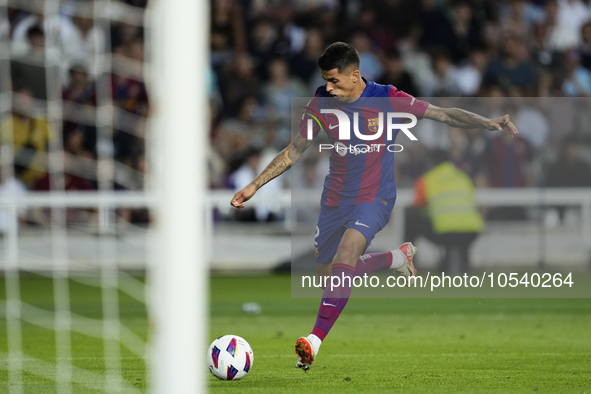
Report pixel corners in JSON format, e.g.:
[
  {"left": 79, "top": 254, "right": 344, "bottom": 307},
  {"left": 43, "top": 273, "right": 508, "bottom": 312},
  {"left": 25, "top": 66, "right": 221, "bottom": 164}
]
[
  {"left": 355, "top": 220, "right": 369, "bottom": 228},
  {"left": 322, "top": 301, "right": 336, "bottom": 307},
  {"left": 328, "top": 123, "right": 338, "bottom": 129}
]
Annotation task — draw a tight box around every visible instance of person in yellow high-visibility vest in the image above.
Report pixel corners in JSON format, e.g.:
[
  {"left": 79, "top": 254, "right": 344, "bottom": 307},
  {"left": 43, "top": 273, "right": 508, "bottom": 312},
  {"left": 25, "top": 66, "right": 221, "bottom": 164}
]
[{"left": 405, "top": 150, "right": 484, "bottom": 274}]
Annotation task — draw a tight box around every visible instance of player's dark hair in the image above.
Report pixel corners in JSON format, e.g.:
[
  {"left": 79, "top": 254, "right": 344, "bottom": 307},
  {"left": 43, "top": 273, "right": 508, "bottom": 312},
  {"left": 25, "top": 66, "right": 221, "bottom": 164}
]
[{"left": 317, "top": 42, "right": 360, "bottom": 73}]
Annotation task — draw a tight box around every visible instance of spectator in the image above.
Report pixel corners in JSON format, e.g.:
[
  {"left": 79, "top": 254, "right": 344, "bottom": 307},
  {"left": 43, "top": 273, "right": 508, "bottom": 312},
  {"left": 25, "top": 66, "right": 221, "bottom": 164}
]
[
  {"left": 399, "top": 25, "right": 436, "bottom": 91},
  {"left": 214, "top": 96, "right": 266, "bottom": 162},
  {"left": 273, "top": 3, "right": 305, "bottom": 55},
  {"left": 11, "top": 11, "right": 61, "bottom": 57},
  {"left": 0, "top": 90, "right": 53, "bottom": 187},
  {"left": 350, "top": 31, "right": 383, "bottom": 81},
  {"left": 211, "top": 0, "right": 246, "bottom": 63},
  {"left": 10, "top": 25, "right": 48, "bottom": 100},
  {"left": 500, "top": 0, "right": 545, "bottom": 38},
  {"left": 352, "top": 7, "right": 397, "bottom": 54},
  {"left": 579, "top": 21, "right": 591, "bottom": 70},
  {"left": 0, "top": 163, "right": 27, "bottom": 235},
  {"left": 249, "top": 17, "right": 278, "bottom": 78},
  {"left": 405, "top": 150, "right": 484, "bottom": 274},
  {"left": 376, "top": 51, "right": 419, "bottom": 96},
  {"left": 547, "top": 136, "right": 591, "bottom": 188},
  {"left": 546, "top": 136, "right": 591, "bottom": 223},
  {"left": 530, "top": 21, "right": 556, "bottom": 69},
  {"left": 483, "top": 34, "right": 537, "bottom": 93},
  {"left": 290, "top": 28, "right": 324, "bottom": 85},
  {"left": 229, "top": 147, "right": 282, "bottom": 222},
  {"left": 111, "top": 73, "right": 149, "bottom": 116},
  {"left": 477, "top": 107, "right": 533, "bottom": 220},
  {"left": 552, "top": 0, "right": 591, "bottom": 51},
  {"left": 262, "top": 57, "right": 306, "bottom": 148},
  {"left": 479, "top": 132, "right": 533, "bottom": 189},
  {"left": 511, "top": 96, "right": 550, "bottom": 149},
  {"left": 420, "top": 0, "right": 482, "bottom": 64},
  {"left": 218, "top": 52, "right": 261, "bottom": 117},
  {"left": 453, "top": 45, "right": 490, "bottom": 96},
  {"left": 59, "top": 3, "right": 106, "bottom": 80},
  {"left": 562, "top": 50, "right": 591, "bottom": 96},
  {"left": 31, "top": 157, "right": 94, "bottom": 227},
  {"left": 421, "top": 49, "right": 461, "bottom": 97},
  {"left": 62, "top": 64, "right": 96, "bottom": 105}
]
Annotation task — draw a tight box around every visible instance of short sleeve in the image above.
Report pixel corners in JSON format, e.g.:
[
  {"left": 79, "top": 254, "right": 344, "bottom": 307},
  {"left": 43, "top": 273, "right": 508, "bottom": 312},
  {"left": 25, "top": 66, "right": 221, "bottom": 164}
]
[
  {"left": 298, "top": 89, "right": 323, "bottom": 139},
  {"left": 388, "top": 86, "right": 429, "bottom": 119}
]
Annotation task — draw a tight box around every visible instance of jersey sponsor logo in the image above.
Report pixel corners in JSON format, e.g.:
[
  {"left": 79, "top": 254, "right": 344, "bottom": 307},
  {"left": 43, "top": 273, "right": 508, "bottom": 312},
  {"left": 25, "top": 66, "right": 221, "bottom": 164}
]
[
  {"left": 320, "top": 143, "right": 403, "bottom": 156},
  {"left": 334, "top": 142, "right": 348, "bottom": 156},
  {"left": 355, "top": 220, "right": 370, "bottom": 228}
]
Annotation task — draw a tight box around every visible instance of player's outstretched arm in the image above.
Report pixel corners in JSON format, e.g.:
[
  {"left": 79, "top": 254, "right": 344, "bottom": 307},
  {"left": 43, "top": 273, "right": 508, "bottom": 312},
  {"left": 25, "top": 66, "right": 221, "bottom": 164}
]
[
  {"left": 424, "top": 104, "right": 519, "bottom": 137},
  {"left": 230, "top": 134, "right": 313, "bottom": 209}
]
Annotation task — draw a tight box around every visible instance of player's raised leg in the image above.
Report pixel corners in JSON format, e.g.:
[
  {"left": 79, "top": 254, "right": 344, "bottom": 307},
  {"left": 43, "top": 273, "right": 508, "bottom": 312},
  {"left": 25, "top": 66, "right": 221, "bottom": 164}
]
[
  {"left": 295, "top": 228, "right": 366, "bottom": 371},
  {"left": 354, "top": 242, "right": 418, "bottom": 278}
]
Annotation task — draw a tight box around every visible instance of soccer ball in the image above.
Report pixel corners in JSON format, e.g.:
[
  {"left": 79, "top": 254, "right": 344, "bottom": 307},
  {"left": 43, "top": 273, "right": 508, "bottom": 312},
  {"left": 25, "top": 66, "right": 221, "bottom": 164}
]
[{"left": 207, "top": 335, "right": 254, "bottom": 380}]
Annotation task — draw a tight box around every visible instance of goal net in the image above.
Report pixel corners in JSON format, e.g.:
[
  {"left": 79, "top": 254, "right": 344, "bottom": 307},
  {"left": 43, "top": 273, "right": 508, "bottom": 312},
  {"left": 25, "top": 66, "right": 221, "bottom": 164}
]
[{"left": 0, "top": 0, "right": 207, "bottom": 392}]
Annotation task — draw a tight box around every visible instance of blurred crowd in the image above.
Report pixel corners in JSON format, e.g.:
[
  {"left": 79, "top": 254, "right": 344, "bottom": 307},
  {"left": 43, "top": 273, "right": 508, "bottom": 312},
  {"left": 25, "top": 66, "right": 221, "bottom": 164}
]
[
  {"left": 3, "top": 0, "right": 591, "bottom": 228},
  {"left": 0, "top": 0, "right": 148, "bottom": 229},
  {"left": 208, "top": 0, "right": 591, "bottom": 222}
]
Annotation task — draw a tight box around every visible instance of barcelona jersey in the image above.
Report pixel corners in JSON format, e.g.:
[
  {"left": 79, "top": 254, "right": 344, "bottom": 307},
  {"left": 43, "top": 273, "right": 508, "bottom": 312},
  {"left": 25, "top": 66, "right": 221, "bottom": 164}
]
[{"left": 300, "top": 80, "right": 429, "bottom": 207}]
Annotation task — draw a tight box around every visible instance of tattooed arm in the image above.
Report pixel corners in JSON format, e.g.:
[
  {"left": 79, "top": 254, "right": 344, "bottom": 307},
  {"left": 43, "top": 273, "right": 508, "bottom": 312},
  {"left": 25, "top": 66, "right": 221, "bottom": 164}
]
[
  {"left": 231, "top": 134, "right": 313, "bottom": 209},
  {"left": 423, "top": 104, "right": 519, "bottom": 136}
]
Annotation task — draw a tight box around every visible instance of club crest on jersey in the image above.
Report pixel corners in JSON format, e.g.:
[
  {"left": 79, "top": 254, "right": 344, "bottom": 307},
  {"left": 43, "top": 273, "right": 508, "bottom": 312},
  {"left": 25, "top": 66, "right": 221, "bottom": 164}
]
[{"left": 367, "top": 117, "right": 380, "bottom": 133}]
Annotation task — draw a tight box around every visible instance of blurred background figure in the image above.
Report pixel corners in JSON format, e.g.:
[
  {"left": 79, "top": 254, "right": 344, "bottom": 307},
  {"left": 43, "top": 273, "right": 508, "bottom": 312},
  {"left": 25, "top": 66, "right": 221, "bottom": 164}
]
[
  {"left": 0, "top": 89, "right": 53, "bottom": 188},
  {"left": 0, "top": 162, "right": 27, "bottom": 235},
  {"left": 2, "top": 0, "right": 591, "bottom": 266},
  {"left": 229, "top": 147, "right": 283, "bottom": 222},
  {"left": 545, "top": 135, "right": 591, "bottom": 225},
  {"left": 405, "top": 150, "right": 484, "bottom": 274}
]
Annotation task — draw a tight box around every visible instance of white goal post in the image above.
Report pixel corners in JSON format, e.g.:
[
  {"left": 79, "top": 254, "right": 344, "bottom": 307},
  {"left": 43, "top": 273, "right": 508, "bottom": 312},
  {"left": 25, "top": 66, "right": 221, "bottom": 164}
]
[{"left": 148, "top": 0, "right": 208, "bottom": 393}]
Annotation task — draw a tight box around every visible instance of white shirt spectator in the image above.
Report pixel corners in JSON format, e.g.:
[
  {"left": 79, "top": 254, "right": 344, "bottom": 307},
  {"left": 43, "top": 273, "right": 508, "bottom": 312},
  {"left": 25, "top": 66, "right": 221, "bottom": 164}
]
[
  {"left": 513, "top": 106, "right": 549, "bottom": 149},
  {"left": 550, "top": 0, "right": 591, "bottom": 50},
  {"left": 231, "top": 149, "right": 283, "bottom": 221},
  {"left": 12, "top": 12, "right": 104, "bottom": 83},
  {"left": 0, "top": 176, "right": 27, "bottom": 234},
  {"left": 451, "top": 65, "right": 481, "bottom": 97}
]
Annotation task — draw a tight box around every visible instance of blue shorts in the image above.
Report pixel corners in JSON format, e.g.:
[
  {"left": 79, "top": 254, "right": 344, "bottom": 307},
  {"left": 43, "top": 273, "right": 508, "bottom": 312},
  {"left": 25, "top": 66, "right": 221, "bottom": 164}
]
[{"left": 314, "top": 196, "right": 396, "bottom": 263}]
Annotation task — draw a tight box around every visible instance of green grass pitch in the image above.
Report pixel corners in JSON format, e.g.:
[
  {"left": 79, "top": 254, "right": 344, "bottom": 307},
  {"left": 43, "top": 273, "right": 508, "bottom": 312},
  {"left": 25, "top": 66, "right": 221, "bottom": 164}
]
[
  {"left": 1, "top": 274, "right": 590, "bottom": 393},
  {"left": 209, "top": 275, "right": 591, "bottom": 394}
]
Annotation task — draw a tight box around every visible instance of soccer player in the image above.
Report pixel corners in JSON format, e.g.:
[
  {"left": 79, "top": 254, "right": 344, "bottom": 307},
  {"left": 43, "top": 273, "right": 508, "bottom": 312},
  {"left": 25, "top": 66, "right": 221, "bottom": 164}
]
[{"left": 230, "top": 42, "right": 518, "bottom": 371}]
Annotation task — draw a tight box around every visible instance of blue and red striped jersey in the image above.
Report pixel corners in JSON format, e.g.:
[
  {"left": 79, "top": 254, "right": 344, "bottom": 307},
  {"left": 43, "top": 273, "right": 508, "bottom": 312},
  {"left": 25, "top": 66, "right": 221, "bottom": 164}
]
[{"left": 300, "top": 80, "right": 429, "bottom": 207}]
